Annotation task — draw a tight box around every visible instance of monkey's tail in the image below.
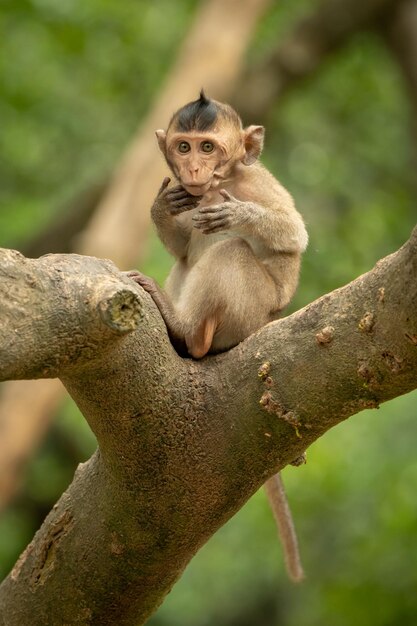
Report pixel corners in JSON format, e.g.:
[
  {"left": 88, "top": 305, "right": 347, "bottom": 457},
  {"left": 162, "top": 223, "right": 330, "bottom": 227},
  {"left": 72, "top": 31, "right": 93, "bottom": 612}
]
[{"left": 264, "top": 473, "right": 305, "bottom": 583}]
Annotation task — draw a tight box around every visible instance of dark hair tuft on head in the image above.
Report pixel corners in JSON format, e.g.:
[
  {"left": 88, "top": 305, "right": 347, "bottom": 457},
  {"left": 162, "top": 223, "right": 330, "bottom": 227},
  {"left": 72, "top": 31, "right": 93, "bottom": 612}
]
[
  {"left": 172, "top": 90, "right": 218, "bottom": 132},
  {"left": 199, "top": 88, "right": 210, "bottom": 105}
]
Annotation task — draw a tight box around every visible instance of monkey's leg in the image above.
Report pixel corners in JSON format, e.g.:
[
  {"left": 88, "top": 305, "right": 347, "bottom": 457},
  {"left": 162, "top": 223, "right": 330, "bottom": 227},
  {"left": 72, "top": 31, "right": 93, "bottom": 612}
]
[
  {"left": 264, "top": 473, "right": 304, "bottom": 582},
  {"left": 127, "top": 271, "right": 217, "bottom": 359},
  {"left": 126, "top": 271, "right": 188, "bottom": 356},
  {"left": 184, "top": 317, "right": 217, "bottom": 359}
]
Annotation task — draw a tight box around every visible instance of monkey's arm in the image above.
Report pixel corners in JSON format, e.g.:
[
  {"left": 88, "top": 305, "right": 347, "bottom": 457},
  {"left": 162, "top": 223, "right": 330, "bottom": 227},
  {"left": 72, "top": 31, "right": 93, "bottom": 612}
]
[
  {"left": 193, "top": 190, "right": 308, "bottom": 254},
  {"left": 151, "top": 178, "right": 200, "bottom": 259}
]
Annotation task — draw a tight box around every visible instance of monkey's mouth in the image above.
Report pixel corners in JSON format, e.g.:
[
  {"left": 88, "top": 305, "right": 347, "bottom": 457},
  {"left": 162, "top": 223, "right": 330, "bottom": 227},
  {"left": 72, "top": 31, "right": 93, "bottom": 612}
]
[{"left": 183, "top": 182, "right": 212, "bottom": 196}]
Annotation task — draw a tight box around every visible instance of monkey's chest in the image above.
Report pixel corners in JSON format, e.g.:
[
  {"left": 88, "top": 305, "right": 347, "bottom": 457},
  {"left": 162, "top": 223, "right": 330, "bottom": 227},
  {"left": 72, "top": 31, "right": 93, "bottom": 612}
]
[
  {"left": 187, "top": 229, "right": 270, "bottom": 266},
  {"left": 187, "top": 229, "right": 236, "bottom": 265}
]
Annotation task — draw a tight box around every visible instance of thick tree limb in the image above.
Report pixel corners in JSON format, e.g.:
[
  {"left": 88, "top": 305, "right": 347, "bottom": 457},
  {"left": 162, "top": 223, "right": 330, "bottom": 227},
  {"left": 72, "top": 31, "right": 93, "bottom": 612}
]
[{"left": 0, "top": 228, "right": 416, "bottom": 625}]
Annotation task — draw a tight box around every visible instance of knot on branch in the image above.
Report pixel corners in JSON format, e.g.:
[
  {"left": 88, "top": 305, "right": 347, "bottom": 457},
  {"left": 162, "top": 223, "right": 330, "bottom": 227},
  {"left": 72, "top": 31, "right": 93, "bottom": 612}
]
[
  {"left": 31, "top": 510, "right": 74, "bottom": 588},
  {"left": 358, "top": 311, "right": 375, "bottom": 333},
  {"left": 357, "top": 361, "right": 379, "bottom": 389},
  {"left": 290, "top": 452, "right": 307, "bottom": 467},
  {"left": 259, "top": 391, "right": 302, "bottom": 439},
  {"left": 315, "top": 325, "right": 335, "bottom": 345}
]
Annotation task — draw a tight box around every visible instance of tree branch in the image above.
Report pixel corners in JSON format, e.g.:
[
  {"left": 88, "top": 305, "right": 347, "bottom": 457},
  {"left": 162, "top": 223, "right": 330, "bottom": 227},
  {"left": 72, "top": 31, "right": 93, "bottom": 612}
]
[{"left": 0, "top": 226, "right": 416, "bottom": 625}]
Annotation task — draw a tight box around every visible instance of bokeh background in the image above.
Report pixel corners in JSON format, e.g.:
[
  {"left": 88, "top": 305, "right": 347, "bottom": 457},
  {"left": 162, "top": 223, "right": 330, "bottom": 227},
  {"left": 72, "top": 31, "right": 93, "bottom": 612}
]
[{"left": 1, "top": 1, "right": 416, "bottom": 624}]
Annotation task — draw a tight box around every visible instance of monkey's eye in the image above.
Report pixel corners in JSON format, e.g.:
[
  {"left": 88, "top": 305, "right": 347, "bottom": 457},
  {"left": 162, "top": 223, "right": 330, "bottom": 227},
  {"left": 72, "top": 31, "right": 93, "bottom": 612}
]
[
  {"left": 178, "top": 141, "right": 191, "bottom": 154},
  {"left": 201, "top": 141, "right": 214, "bottom": 153}
]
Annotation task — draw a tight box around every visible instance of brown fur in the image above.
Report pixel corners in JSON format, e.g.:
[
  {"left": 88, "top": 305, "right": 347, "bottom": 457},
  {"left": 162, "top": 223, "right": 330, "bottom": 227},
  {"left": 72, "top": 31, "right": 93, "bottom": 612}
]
[{"left": 147, "top": 100, "right": 307, "bottom": 358}]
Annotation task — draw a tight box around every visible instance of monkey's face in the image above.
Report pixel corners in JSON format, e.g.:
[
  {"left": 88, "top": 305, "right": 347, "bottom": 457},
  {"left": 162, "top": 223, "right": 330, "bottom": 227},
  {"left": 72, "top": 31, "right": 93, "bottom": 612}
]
[{"left": 156, "top": 128, "right": 246, "bottom": 196}]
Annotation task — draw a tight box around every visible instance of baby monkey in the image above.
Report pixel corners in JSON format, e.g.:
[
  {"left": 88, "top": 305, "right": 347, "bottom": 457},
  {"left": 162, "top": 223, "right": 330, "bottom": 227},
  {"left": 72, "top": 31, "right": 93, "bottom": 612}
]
[{"left": 129, "top": 91, "right": 308, "bottom": 581}]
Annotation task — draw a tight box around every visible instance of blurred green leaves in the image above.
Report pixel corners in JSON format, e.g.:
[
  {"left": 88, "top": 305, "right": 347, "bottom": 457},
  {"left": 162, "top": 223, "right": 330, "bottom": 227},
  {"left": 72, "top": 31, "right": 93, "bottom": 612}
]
[
  {"left": 0, "top": 0, "right": 198, "bottom": 244},
  {"left": 264, "top": 32, "right": 414, "bottom": 307}
]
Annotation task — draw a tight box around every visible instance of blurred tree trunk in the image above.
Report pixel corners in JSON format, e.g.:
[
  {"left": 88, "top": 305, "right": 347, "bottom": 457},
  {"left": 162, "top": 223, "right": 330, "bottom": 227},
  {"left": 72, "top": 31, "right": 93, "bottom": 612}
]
[
  {"left": 0, "top": 0, "right": 271, "bottom": 512},
  {"left": 234, "top": 0, "right": 398, "bottom": 121},
  {"left": 20, "top": 183, "right": 107, "bottom": 258},
  {"left": 0, "top": 223, "right": 416, "bottom": 624},
  {"left": 379, "top": 0, "right": 417, "bottom": 182}
]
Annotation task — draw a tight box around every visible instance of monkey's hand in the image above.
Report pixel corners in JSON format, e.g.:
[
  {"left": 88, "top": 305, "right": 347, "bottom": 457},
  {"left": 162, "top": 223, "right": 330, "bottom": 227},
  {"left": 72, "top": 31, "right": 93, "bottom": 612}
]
[
  {"left": 152, "top": 177, "right": 202, "bottom": 217},
  {"left": 192, "top": 190, "right": 253, "bottom": 234}
]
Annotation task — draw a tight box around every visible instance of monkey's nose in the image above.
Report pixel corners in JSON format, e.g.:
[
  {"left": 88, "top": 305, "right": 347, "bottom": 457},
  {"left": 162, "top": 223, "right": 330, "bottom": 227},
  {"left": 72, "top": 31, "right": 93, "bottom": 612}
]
[
  {"left": 188, "top": 167, "right": 200, "bottom": 180},
  {"left": 187, "top": 157, "right": 200, "bottom": 172}
]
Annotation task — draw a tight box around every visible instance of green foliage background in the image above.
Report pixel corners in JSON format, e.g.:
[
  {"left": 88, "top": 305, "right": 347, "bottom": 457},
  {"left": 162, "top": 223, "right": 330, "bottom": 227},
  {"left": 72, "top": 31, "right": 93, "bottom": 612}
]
[{"left": 0, "top": 2, "right": 416, "bottom": 625}]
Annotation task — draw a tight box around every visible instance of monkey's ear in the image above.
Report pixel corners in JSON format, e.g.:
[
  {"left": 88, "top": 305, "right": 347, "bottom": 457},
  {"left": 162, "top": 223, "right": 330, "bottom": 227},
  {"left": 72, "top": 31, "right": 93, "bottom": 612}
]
[
  {"left": 242, "top": 125, "right": 265, "bottom": 165},
  {"left": 155, "top": 129, "right": 167, "bottom": 157}
]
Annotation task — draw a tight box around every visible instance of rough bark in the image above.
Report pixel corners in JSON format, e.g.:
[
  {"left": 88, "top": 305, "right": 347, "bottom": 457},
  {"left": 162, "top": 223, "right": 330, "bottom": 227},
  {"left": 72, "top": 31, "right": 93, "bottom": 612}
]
[{"left": 0, "top": 225, "right": 416, "bottom": 624}]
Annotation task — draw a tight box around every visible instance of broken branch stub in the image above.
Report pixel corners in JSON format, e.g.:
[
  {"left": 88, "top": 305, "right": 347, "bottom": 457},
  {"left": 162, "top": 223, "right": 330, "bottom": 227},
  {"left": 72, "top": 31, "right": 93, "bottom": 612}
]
[
  {"left": 0, "top": 249, "right": 143, "bottom": 381},
  {"left": 96, "top": 287, "right": 143, "bottom": 334}
]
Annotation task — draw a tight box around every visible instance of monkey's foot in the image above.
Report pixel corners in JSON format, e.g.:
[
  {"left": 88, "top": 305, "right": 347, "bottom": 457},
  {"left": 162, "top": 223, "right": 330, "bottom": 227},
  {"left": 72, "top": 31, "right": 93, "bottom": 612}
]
[
  {"left": 125, "top": 271, "right": 159, "bottom": 296},
  {"left": 125, "top": 271, "right": 171, "bottom": 322}
]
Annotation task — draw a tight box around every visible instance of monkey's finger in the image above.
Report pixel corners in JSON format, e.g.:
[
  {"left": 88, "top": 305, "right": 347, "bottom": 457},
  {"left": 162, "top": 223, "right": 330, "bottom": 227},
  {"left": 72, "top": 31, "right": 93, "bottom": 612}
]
[
  {"left": 200, "top": 223, "right": 229, "bottom": 234},
  {"left": 193, "top": 219, "right": 227, "bottom": 229},
  {"left": 158, "top": 177, "right": 171, "bottom": 195},
  {"left": 195, "top": 203, "right": 232, "bottom": 215},
  {"left": 194, "top": 218, "right": 229, "bottom": 231},
  {"left": 194, "top": 214, "right": 229, "bottom": 224},
  {"left": 172, "top": 197, "right": 200, "bottom": 209},
  {"left": 169, "top": 184, "right": 200, "bottom": 196},
  {"left": 167, "top": 186, "right": 190, "bottom": 197},
  {"left": 194, "top": 208, "right": 220, "bottom": 216},
  {"left": 168, "top": 194, "right": 195, "bottom": 206},
  {"left": 192, "top": 211, "right": 229, "bottom": 223},
  {"left": 168, "top": 191, "right": 200, "bottom": 204},
  {"left": 219, "top": 189, "right": 234, "bottom": 201},
  {"left": 126, "top": 271, "right": 158, "bottom": 292}
]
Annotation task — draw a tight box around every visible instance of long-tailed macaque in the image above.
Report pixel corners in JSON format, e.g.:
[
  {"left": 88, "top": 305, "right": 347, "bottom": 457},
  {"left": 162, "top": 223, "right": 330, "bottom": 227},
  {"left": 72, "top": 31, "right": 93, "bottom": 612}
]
[{"left": 129, "top": 91, "right": 308, "bottom": 582}]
